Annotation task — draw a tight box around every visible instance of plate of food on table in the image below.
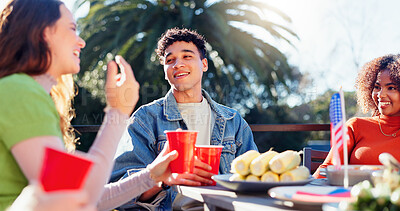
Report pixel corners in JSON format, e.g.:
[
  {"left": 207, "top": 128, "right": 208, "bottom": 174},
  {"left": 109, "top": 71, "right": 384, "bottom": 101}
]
[{"left": 212, "top": 149, "right": 313, "bottom": 193}]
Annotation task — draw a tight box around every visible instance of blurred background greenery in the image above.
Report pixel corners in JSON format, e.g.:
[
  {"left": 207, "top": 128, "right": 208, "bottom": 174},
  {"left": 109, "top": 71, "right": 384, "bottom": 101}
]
[{"left": 70, "top": 0, "right": 366, "bottom": 153}]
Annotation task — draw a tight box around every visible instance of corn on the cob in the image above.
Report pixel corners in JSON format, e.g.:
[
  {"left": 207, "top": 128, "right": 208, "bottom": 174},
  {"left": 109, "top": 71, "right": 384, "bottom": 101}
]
[
  {"left": 231, "top": 150, "right": 260, "bottom": 176},
  {"left": 246, "top": 174, "right": 260, "bottom": 182},
  {"left": 280, "top": 166, "right": 310, "bottom": 182},
  {"left": 269, "top": 150, "right": 301, "bottom": 174},
  {"left": 261, "top": 171, "right": 280, "bottom": 182},
  {"left": 229, "top": 173, "right": 245, "bottom": 181},
  {"left": 250, "top": 150, "right": 278, "bottom": 176}
]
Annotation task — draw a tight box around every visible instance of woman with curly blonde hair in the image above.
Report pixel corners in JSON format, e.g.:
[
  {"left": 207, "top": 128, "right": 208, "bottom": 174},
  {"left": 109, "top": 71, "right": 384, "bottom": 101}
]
[
  {"left": 314, "top": 54, "right": 400, "bottom": 178},
  {"left": 1, "top": 0, "right": 200, "bottom": 210}
]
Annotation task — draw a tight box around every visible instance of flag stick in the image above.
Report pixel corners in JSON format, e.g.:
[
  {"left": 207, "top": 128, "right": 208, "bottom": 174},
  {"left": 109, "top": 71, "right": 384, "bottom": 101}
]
[{"left": 339, "top": 88, "right": 349, "bottom": 188}]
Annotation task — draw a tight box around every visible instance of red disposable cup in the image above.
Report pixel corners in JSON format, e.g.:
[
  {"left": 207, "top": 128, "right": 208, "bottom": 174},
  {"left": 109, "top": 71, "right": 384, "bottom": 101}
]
[
  {"left": 195, "top": 145, "right": 224, "bottom": 186},
  {"left": 165, "top": 130, "right": 198, "bottom": 173},
  {"left": 39, "top": 147, "right": 93, "bottom": 192}
]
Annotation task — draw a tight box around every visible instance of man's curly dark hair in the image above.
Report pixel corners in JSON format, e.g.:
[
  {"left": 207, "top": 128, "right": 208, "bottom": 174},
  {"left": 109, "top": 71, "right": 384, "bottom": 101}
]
[
  {"left": 356, "top": 54, "right": 400, "bottom": 116},
  {"left": 156, "top": 27, "right": 207, "bottom": 63}
]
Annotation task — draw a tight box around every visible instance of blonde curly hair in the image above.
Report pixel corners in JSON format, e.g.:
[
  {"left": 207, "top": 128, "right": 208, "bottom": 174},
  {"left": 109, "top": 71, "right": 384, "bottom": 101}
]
[{"left": 51, "top": 74, "right": 77, "bottom": 151}]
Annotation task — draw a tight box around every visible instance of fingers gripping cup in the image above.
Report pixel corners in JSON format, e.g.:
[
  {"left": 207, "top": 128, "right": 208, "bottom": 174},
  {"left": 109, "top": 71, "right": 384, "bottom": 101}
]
[
  {"left": 195, "top": 145, "right": 224, "bottom": 186},
  {"left": 165, "top": 130, "right": 198, "bottom": 173}
]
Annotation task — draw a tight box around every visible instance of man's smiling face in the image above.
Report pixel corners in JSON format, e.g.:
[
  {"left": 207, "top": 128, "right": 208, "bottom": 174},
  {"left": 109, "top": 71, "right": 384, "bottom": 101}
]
[{"left": 163, "top": 41, "right": 208, "bottom": 93}]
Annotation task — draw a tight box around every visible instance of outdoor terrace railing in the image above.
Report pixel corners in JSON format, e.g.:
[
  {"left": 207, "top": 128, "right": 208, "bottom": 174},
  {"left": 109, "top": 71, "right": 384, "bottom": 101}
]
[
  {"left": 249, "top": 124, "right": 330, "bottom": 132},
  {"left": 73, "top": 123, "right": 331, "bottom": 133}
]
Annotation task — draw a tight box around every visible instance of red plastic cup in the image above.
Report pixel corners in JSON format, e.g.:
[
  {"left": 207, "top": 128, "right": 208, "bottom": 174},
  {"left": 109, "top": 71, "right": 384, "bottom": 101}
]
[
  {"left": 39, "top": 147, "right": 93, "bottom": 192},
  {"left": 165, "top": 130, "right": 198, "bottom": 173},
  {"left": 195, "top": 145, "right": 224, "bottom": 186}
]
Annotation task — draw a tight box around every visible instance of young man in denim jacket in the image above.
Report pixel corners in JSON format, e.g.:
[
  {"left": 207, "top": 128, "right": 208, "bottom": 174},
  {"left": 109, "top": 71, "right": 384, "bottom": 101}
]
[{"left": 110, "top": 28, "right": 258, "bottom": 210}]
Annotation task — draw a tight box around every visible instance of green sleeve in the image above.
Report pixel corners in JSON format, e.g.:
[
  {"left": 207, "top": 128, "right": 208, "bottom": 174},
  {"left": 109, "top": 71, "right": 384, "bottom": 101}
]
[{"left": 0, "top": 74, "right": 62, "bottom": 149}]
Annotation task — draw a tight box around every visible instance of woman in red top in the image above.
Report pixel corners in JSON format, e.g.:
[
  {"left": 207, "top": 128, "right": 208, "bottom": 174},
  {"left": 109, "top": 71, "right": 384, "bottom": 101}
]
[{"left": 314, "top": 54, "right": 400, "bottom": 178}]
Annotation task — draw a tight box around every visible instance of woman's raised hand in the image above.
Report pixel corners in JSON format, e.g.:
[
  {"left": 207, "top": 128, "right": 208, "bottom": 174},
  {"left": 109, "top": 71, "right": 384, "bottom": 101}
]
[{"left": 105, "top": 55, "right": 140, "bottom": 115}]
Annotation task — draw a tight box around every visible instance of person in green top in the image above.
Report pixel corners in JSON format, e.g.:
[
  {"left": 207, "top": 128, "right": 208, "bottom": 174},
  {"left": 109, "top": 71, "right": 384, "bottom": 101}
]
[{"left": 0, "top": 0, "right": 207, "bottom": 210}]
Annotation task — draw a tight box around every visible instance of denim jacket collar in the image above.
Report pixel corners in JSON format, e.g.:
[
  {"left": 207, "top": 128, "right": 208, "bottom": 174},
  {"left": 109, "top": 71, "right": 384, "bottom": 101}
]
[{"left": 163, "top": 89, "right": 236, "bottom": 121}]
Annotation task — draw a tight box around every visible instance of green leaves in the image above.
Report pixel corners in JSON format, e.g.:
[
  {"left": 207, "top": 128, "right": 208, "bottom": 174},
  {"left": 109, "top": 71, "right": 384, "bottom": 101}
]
[{"left": 76, "top": 0, "right": 300, "bottom": 112}]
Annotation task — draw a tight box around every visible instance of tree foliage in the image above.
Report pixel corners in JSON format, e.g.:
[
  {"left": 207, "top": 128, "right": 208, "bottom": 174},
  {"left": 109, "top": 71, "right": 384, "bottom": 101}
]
[
  {"left": 74, "top": 0, "right": 301, "bottom": 114},
  {"left": 71, "top": 0, "right": 315, "bottom": 152},
  {"left": 247, "top": 90, "right": 365, "bottom": 153},
  {"left": 245, "top": 105, "right": 309, "bottom": 153},
  {"left": 291, "top": 89, "right": 366, "bottom": 141}
]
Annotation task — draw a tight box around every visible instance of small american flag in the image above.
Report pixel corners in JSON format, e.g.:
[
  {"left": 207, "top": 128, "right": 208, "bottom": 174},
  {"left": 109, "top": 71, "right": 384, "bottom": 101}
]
[{"left": 329, "top": 92, "right": 344, "bottom": 169}]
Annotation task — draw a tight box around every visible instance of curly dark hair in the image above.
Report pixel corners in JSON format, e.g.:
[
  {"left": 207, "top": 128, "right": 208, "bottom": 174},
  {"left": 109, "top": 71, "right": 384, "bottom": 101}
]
[
  {"left": 156, "top": 27, "right": 207, "bottom": 63},
  {"left": 356, "top": 54, "right": 400, "bottom": 116}
]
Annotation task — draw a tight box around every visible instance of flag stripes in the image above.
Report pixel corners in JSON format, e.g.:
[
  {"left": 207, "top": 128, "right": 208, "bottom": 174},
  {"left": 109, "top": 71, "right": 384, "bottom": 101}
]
[{"left": 329, "top": 93, "right": 344, "bottom": 169}]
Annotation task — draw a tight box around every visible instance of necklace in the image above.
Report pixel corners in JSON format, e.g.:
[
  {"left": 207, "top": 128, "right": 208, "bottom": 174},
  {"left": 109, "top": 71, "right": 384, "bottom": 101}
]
[{"left": 378, "top": 117, "right": 400, "bottom": 137}]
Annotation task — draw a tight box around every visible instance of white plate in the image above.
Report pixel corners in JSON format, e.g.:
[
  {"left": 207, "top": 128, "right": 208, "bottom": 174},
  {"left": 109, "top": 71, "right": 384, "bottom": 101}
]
[
  {"left": 268, "top": 186, "right": 352, "bottom": 205},
  {"left": 322, "top": 202, "right": 340, "bottom": 211},
  {"left": 212, "top": 174, "right": 314, "bottom": 193}
]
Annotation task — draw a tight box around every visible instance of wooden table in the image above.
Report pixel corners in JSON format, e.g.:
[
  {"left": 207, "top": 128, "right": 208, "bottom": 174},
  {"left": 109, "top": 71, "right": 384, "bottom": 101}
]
[{"left": 175, "top": 179, "right": 329, "bottom": 211}]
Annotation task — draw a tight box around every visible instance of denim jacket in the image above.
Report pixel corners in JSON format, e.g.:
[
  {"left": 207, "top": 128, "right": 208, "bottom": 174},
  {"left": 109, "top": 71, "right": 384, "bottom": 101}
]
[{"left": 110, "top": 89, "right": 257, "bottom": 210}]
